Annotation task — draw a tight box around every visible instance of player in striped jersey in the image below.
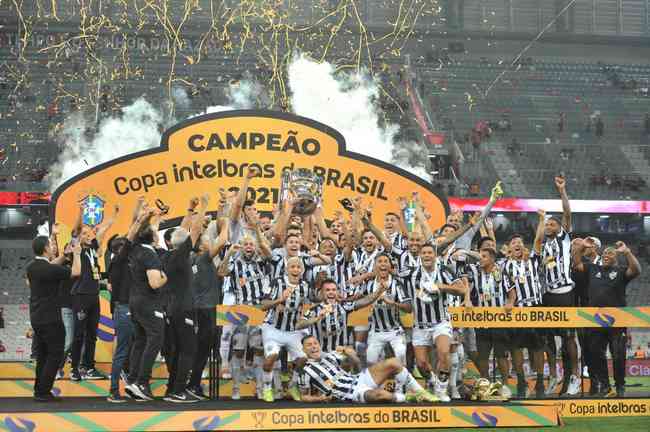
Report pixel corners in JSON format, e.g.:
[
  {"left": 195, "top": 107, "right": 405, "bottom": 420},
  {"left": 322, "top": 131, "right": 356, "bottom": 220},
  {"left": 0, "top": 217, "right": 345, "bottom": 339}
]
[
  {"left": 217, "top": 221, "right": 272, "bottom": 400},
  {"left": 362, "top": 254, "right": 412, "bottom": 368},
  {"left": 384, "top": 211, "right": 407, "bottom": 250},
  {"left": 297, "top": 278, "right": 388, "bottom": 353},
  {"left": 540, "top": 176, "right": 580, "bottom": 396},
  {"left": 406, "top": 243, "right": 466, "bottom": 402},
  {"left": 466, "top": 248, "right": 512, "bottom": 398},
  {"left": 268, "top": 233, "right": 331, "bottom": 294},
  {"left": 502, "top": 215, "right": 546, "bottom": 398},
  {"left": 299, "top": 335, "right": 437, "bottom": 403},
  {"left": 260, "top": 256, "right": 310, "bottom": 402}
]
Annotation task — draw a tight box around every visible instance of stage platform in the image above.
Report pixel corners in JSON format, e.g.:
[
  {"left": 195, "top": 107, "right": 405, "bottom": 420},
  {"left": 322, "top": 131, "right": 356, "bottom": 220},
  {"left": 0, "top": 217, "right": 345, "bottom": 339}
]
[{"left": 0, "top": 398, "right": 560, "bottom": 430}]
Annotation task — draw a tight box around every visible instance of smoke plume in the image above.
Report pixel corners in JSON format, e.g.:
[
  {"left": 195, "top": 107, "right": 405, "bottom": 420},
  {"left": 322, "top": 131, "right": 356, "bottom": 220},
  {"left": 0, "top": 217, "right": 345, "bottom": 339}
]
[{"left": 49, "top": 57, "right": 428, "bottom": 190}]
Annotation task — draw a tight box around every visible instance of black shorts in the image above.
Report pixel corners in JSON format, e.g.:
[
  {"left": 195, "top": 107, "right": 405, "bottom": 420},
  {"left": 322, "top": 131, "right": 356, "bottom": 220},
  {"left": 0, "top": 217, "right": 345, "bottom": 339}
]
[
  {"left": 509, "top": 328, "right": 545, "bottom": 350},
  {"left": 476, "top": 328, "right": 509, "bottom": 358},
  {"left": 542, "top": 291, "right": 576, "bottom": 337}
]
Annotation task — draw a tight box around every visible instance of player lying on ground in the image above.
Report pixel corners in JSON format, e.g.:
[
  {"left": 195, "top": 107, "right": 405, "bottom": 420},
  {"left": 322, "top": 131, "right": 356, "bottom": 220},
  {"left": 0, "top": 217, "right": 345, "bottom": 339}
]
[{"left": 298, "top": 335, "right": 438, "bottom": 403}]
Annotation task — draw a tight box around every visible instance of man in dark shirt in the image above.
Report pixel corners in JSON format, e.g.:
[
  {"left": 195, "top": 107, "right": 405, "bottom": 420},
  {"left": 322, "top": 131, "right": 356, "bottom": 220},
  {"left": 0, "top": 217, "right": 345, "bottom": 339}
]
[
  {"left": 125, "top": 212, "right": 168, "bottom": 401},
  {"left": 186, "top": 218, "right": 228, "bottom": 399},
  {"left": 573, "top": 239, "right": 641, "bottom": 397},
  {"left": 69, "top": 204, "right": 119, "bottom": 381},
  {"left": 26, "top": 236, "right": 81, "bottom": 401},
  {"left": 162, "top": 195, "right": 210, "bottom": 403}
]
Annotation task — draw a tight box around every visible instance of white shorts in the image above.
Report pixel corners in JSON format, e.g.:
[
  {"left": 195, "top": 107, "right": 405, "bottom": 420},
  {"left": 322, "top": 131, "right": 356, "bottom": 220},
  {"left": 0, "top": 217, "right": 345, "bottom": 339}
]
[
  {"left": 261, "top": 323, "right": 305, "bottom": 360},
  {"left": 351, "top": 368, "right": 379, "bottom": 403},
  {"left": 367, "top": 329, "right": 406, "bottom": 364},
  {"left": 354, "top": 325, "right": 369, "bottom": 332},
  {"left": 412, "top": 322, "right": 453, "bottom": 347},
  {"left": 232, "top": 325, "right": 263, "bottom": 351}
]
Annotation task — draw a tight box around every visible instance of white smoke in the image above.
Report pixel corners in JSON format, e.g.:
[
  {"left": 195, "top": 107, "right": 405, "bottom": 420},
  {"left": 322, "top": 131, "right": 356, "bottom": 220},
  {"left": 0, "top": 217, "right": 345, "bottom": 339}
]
[
  {"left": 49, "top": 57, "right": 428, "bottom": 190},
  {"left": 171, "top": 86, "right": 191, "bottom": 110},
  {"left": 287, "top": 54, "right": 428, "bottom": 179},
  {"left": 46, "top": 98, "right": 163, "bottom": 189}
]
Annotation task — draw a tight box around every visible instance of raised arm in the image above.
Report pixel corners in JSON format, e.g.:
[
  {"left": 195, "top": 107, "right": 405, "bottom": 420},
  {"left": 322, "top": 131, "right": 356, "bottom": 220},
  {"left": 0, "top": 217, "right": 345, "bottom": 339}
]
[
  {"left": 313, "top": 206, "right": 335, "bottom": 240},
  {"left": 230, "top": 166, "right": 258, "bottom": 222},
  {"left": 270, "top": 194, "right": 295, "bottom": 246},
  {"left": 181, "top": 197, "right": 199, "bottom": 231},
  {"left": 435, "top": 212, "right": 480, "bottom": 251},
  {"left": 362, "top": 214, "right": 391, "bottom": 251},
  {"left": 71, "top": 202, "right": 83, "bottom": 237},
  {"left": 533, "top": 209, "right": 546, "bottom": 254},
  {"left": 190, "top": 194, "right": 210, "bottom": 247},
  {"left": 617, "top": 241, "right": 641, "bottom": 280},
  {"left": 95, "top": 204, "right": 120, "bottom": 245},
  {"left": 397, "top": 196, "right": 410, "bottom": 237},
  {"left": 208, "top": 218, "right": 230, "bottom": 259},
  {"left": 555, "top": 176, "right": 571, "bottom": 232},
  {"left": 251, "top": 214, "right": 272, "bottom": 258},
  {"left": 70, "top": 242, "right": 82, "bottom": 277}
]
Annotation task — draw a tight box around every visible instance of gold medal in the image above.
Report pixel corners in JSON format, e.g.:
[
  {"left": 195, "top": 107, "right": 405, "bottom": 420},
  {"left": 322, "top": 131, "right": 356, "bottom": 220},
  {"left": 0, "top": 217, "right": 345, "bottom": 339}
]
[
  {"left": 518, "top": 275, "right": 526, "bottom": 284},
  {"left": 92, "top": 267, "right": 100, "bottom": 281}
]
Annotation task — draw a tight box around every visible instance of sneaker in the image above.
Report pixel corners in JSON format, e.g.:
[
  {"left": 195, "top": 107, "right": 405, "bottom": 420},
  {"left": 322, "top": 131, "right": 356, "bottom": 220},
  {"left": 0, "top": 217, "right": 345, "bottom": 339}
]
[
  {"left": 434, "top": 378, "right": 451, "bottom": 402},
  {"left": 406, "top": 390, "right": 439, "bottom": 403},
  {"left": 164, "top": 390, "right": 199, "bottom": 403},
  {"left": 220, "top": 368, "right": 231, "bottom": 380},
  {"left": 616, "top": 386, "right": 625, "bottom": 398},
  {"left": 256, "top": 385, "right": 263, "bottom": 400},
  {"left": 107, "top": 392, "right": 127, "bottom": 403},
  {"left": 565, "top": 374, "right": 581, "bottom": 396},
  {"left": 582, "top": 366, "right": 589, "bottom": 378},
  {"left": 545, "top": 376, "right": 561, "bottom": 396},
  {"left": 262, "top": 388, "right": 274, "bottom": 403},
  {"left": 274, "top": 388, "right": 285, "bottom": 400},
  {"left": 202, "top": 369, "right": 209, "bottom": 379},
  {"left": 231, "top": 386, "right": 241, "bottom": 400},
  {"left": 83, "top": 368, "right": 107, "bottom": 380},
  {"left": 186, "top": 386, "right": 208, "bottom": 401},
  {"left": 288, "top": 385, "right": 301, "bottom": 401},
  {"left": 56, "top": 369, "right": 65, "bottom": 380},
  {"left": 450, "top": 385, "right": 461, "bottom": 400},
  {"left": 70, "top": 369, "right": 82, "bottom": 381},
  {"left": 128, "top": 382, "right": 154, "bottom": 401}
]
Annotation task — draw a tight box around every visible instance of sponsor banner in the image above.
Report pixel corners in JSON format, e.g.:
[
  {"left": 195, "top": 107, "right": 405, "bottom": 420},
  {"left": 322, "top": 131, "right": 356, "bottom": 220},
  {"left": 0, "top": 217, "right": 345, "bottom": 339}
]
[
  {"left": 217, "top": 305, "right": 650, "bottom": 328},
  {"left": 621, "top": 359, "right": 650, "bottom": 377},
  {"left": 518, "top": 399, "right": 650, "bottom": 418},
  {"left": 50, "top": 111, "right": 447, "bottom": 256},
  {"left": 0, "top": 405, "right": 558, "bottom": 430},
  {"left": 448, "top": 306, "right": 650, "bottom": 328}
]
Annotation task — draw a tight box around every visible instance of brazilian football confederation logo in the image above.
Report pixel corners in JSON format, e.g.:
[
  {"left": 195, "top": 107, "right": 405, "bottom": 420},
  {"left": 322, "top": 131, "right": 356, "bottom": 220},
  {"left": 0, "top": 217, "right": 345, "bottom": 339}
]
[{"left": 80, "top": 194, "right": 105, "bottom": 227}]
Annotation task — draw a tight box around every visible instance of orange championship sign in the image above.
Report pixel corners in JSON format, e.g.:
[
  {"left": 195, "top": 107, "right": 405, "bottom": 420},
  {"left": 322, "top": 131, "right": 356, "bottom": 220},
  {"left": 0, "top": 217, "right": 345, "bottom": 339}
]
[{"left": 50, "top": 110, "right": 447, "bottom": 245}]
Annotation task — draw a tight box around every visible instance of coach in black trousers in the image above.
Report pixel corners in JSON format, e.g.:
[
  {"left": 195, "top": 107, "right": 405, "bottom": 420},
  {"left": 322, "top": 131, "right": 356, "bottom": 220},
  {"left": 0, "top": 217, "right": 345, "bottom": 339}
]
[{"left": 26, "top": 236, "right": 81, "bottom": 401}]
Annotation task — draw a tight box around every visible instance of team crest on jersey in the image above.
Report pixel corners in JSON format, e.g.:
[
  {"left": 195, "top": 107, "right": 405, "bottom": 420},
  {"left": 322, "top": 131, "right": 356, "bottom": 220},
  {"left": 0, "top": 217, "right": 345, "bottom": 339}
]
[
  {"left": 609, "top": 271, "right": 617, "bottom": 280},
  {"left": 80, "top": 193, "right": 106, "bottom": 227}
]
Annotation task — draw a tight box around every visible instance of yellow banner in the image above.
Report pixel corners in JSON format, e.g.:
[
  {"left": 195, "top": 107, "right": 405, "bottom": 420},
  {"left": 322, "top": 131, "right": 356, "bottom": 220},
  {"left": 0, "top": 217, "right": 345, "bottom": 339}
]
[
  {"left": 0, "top": 405, "right": 558, "bottom": 430},
  {"left": 217, "top": 305, "right": 650, "bottom": 328},
  {"left": 50, "top": 110, "right": 447, "bottom": 250},
  {"left": 448, "top": 306, "right": 650, "bottom": 328},
  {"left": 519, "top": 399, "right": 650, "bottom": 418}
]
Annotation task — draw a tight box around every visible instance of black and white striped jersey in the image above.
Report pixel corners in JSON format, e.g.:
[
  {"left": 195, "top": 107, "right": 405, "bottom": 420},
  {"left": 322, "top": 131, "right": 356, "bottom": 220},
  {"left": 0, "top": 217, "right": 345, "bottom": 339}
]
[
  {"left": 406, "top": 263, "right": 458, "bottom": 328},
  {"left": 263, "top": 277, "right": 311, "bottom": 332},
  {"left": 304, "top": 302, "right": 356, "bottom": 352},
  {"left": 502, "top": 254, "right": 543, "bottom": 307},
  {"left": 467, "top": 263, "right": 506, "bottom": 307},
  {"left": 388, "top": 232, "right": 407, "bottom": 250},
  {"left": 269, "top": 248, "right": 316, "bottom": 282},
  {"left": 390, "top": 244, "right": 421, "bottom": 277},
  {"left": 541, "top": 228, "right": 574, "bottom": 294},
  {"left": 312, "top": 254, "right": 356, "bottom": 299},
  {"left": 227, "top": 253, "right": 270, "bottom": 305},
  {"left": 299, "top": 351, "right": 357, "bottom": 401},
  {"left": 361, "top": 276, "right": 410, "bottom": 332},
  {"left": 351, "top": 247, "right": 383, "bottom": 276}
]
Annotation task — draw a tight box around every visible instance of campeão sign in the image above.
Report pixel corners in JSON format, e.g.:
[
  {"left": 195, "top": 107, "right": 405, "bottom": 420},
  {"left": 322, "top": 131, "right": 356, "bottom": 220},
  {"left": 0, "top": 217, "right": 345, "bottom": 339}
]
[{"left": 50, "top": 110, "right": 448, "bottom": 239}]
